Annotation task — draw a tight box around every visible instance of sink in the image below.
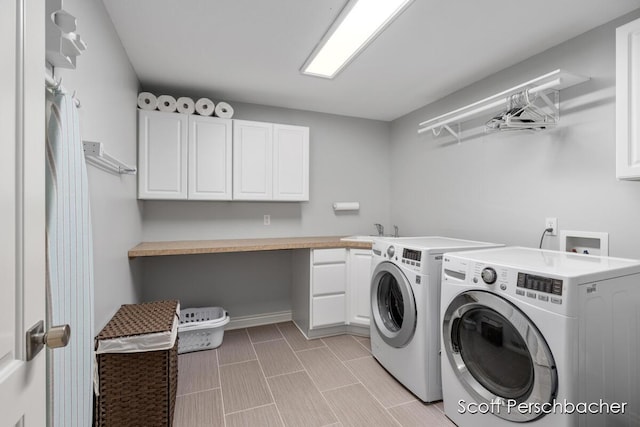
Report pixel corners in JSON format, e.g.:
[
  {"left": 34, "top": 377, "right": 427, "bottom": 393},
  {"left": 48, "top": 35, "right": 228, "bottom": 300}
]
[{"left": 340, "top": 235, "right": 378, "bottom": 243}]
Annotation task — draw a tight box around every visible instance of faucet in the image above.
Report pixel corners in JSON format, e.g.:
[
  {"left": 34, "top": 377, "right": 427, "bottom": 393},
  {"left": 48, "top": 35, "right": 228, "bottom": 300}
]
[
  {"left": 393, "top": 225, "right": 399, "bottom": 238},
  {"left": 374, "top": 223, "right": 384, "bottom": 236}
]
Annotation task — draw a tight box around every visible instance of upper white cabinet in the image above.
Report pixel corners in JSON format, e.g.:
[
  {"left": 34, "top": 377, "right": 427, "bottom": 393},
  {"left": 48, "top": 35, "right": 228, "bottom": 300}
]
[
  {"left": 139, "top": 112, "right": 309, "bottom": 200},
  {"left": 138, "top": 110, "right": 188, "bottom": 199},
  {"left": 233, "top": 120, "right": 274, "bottom": 200},
  {"left": 188, "top": 115, "right": 233, "bottom": 200},
  {"left": 234, "top": 120, "right": 309, "bottom": 201},
  {"left": 616, "top": 17, "right": 640, "bottom": 180},
  {"left": 138, "top": 110, "right": 232, "bottom": 200},
  {"left": 273, "top": 124, "right": 310, "bottom": 201}
]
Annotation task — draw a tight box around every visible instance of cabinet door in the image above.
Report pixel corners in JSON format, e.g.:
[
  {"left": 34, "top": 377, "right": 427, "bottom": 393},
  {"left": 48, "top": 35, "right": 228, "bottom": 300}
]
[
  {"left": 312, "top": 263, "right": 347, "bottom": 295},
  {"left": 233, "top": 120, "right": 273, "bottom": 200},
  {"left": 348, "top": 249, "right": 373, "bottom": 326},
  {"left": 312, "top": 295, "right": 346, "bottom": 327},
  {"left": 617, "top": 17, "right": 640, "bottom": 180},
  {"left": 273, "top": 124, "right": 309, "bottom": 201},
  {"left": 138, "top": 110, "right": 188, "bottom": 199},
  {"left": 188, "top": 116, "right": 232, "bottom": 200}
]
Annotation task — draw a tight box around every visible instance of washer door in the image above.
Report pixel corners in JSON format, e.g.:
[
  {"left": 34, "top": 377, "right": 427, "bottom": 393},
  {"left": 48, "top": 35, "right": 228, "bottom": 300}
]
[
  {"left": 370, "top": 261, "right": 417, "bottom": 348},
  {"left": 442, "top": 290, "right": 557, "bottom": 422}
]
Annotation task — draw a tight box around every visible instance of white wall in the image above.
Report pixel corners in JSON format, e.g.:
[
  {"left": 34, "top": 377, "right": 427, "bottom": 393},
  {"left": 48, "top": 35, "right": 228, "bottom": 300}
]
[
  {"left": 54, "top": 0, "right": 142, "bottom": 332},
  {"left": 389, "top": 10, "right": 640, "bottom": 259},
  {"left": 137, "top": 100, "right": 391, "bottom": 317}
]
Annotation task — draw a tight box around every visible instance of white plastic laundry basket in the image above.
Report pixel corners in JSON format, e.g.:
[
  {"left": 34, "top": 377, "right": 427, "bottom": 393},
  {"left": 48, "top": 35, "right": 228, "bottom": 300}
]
[{"left": 178, "top": 307, "right": 230, "bottom": 354}]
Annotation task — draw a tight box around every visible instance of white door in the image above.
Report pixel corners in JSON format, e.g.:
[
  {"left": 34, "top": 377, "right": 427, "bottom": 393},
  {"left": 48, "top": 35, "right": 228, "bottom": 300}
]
[
  {"left": 233, "top": 120, "right": 273, "bottom": 200},
  {"left": 0, "top": 0, "right": 46, "bottom": 424},
  {"left": 138, "top": 110, "right": 188, "bottom": 199},
  {"left": 273, "top": 124, "right": 309, "bottom": 201},
  {"left": 188, "top": 116, "right": 233, "bottom": 200}
]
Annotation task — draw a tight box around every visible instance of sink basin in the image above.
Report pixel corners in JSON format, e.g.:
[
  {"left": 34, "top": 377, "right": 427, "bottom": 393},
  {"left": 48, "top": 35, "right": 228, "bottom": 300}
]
[{"left": 340, "top": 235, "right": 377, "bottom": 243}]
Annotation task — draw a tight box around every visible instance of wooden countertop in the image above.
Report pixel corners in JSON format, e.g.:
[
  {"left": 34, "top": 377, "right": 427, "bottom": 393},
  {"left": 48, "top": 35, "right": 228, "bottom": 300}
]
[{"left": 128, "top": 236, "right": 373, "bottom": 258}]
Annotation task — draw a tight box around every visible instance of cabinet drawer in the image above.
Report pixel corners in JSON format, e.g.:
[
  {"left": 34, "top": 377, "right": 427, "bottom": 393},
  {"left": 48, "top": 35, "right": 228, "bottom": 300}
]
[
  {"left": 312, "top": 294, "right": 346, "bottom": 327},
  {"left": 313, "top": 248, "right": 346, "bottom": 264},
  {"left": 312, "top": 263, "right": 346, "bottom": 295}
]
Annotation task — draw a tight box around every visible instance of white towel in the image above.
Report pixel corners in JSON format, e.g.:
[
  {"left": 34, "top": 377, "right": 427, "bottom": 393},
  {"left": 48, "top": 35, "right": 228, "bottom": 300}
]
[
  {"left": 215, "top": 101, "right": 234, "bottom": 118},
  {"left": 137, "top": 92, "right": 157, "bottom": 110},
  {"left": 195, "top": 97, "right": 215, "bottom": 116},
  {"left": 46, "top": 92, "right": 95, "bottom": 427},
  {"left": 157, "top": 95, "right": 177, "bottom": 112},
  {"left": 177, "top": 96, "right": 195, "bottom": 114}
]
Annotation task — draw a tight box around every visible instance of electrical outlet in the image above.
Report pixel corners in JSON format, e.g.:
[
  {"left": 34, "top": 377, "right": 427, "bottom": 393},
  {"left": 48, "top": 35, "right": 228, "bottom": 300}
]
[
  {"left": 264, "top": 215, "right": 271, "bottom": 225},
  {"left": 545, "top": 217, "right": 558, "bottom": 236}
]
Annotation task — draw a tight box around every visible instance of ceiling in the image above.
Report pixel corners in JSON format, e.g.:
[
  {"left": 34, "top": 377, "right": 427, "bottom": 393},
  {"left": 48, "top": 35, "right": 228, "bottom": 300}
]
[{"left": 102, "top": 0, "right": 639, "bottom": 121}]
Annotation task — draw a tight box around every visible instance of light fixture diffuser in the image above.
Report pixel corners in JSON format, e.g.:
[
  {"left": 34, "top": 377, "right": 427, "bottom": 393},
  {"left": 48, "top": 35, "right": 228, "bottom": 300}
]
[{"left": 302, "top": 0, "right": 414, "bottom": 79}]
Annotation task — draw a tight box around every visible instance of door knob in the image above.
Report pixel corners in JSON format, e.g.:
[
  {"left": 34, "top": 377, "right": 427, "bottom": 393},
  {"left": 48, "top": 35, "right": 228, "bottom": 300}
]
[{"left": 26, "top": 321, "right": 71, "bottom": 361}]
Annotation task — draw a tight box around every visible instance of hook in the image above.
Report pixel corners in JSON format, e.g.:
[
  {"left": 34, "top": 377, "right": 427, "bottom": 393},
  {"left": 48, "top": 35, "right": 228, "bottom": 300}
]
[{"left": 72, "top": 90, "right": 81, "bottom": 108}]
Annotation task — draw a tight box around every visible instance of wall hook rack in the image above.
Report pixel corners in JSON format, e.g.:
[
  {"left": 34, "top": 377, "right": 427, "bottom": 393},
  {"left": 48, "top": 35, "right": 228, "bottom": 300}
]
[
  {"left": 83, "top": 141, "right": 136, "bottom": 175},
  {"left": 417, "top": 69, "right": 589, "bottom": 143}
]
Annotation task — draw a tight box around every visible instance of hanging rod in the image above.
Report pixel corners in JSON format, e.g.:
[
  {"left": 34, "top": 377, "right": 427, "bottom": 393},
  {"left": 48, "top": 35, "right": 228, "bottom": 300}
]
[
  {"left": 417, "top": 69, "right": 589, "bottom": 137},
  {"left": 83, "top": 141, "right": 137, "bottom": 175},
  {"left": 45, "top": 71, "right": 81, "bottom": 108}
]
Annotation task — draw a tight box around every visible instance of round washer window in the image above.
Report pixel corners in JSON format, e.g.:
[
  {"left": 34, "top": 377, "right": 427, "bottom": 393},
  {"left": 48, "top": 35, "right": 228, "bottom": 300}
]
[
  {"left": 455, "top": 307, "right": 534, "bottom": 400},
  {"left": 370, "top": 261, "right": 417, "bottom": 348},
  {"left": 442, "top": 290, "right": 557, "bottom": 423},
  {"left": 377, "top": 272, "right": 404, "bottom": 332}
]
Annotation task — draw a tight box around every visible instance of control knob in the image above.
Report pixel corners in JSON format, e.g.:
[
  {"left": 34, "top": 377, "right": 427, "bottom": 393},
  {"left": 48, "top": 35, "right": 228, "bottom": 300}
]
[
  {"left": 387, "top": 246, "right": 395, "bottom": 258},
  {"left": 481, "top": 267, "right": 497, "bottom": 285}
]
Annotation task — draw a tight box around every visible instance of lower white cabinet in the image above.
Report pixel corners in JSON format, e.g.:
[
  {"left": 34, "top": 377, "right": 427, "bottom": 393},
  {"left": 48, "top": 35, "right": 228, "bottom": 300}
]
[
  {"left": 348, "top": 249, "right": 373, "bottom": 326},
  {"left": 310, "top": 249, "right": 347, "bottom": 328},
  {"left": 292, "top": 248, "right": 372, "bottom": 335},
  {"left": 312, "top": 294, "right": 346, "bottom": 327}
]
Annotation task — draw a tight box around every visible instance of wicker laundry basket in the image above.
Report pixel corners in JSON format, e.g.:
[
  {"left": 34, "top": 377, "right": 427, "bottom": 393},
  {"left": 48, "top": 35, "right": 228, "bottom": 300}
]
[{"left": 94, "top": 300, "right": 179, "bottom": 427}]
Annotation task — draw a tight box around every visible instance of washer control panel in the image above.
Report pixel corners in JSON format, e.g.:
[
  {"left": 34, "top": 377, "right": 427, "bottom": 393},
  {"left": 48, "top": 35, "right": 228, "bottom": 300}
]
[
  {"left": 481, "top": 267, "right": 497, "bottom": 284},
  {"left": 387, "top": 246, "right": 395, "bottom": 258},
  {"left": 516, "top": 272, "right": 563, "bottom": 297},
  {"left": 400, "top": 248, "right": 422, "bottom": 269}
]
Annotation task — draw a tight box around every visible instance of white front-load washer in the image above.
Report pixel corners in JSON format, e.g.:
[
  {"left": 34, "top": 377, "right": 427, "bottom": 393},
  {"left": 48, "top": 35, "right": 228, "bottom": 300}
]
[
  {"left": 440, "top": 247, "right": 640, "bottom": 427},
  {"left": 370, "top": 236, "right": 502, "bottom": 402}
]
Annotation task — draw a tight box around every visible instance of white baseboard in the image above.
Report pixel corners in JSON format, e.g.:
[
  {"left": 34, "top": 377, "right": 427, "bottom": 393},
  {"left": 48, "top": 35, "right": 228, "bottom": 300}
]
[{"left": 226, "top": 311, "right": 292, "bottom": 330}]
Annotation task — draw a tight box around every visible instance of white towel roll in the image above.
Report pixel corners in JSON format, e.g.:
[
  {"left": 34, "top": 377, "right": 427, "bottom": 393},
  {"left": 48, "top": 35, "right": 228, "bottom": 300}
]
[
  {"left": 195, "top": 98, "right": 215, "bottom": 116},
  {"left": 137, "top": 92, "right": 157, "bottom": 110},
  {"left": 157, "top": 95, "right": 177, "bottom": 112},
  {"left": 214, "top": 101, "right": 234, "bottom": 119},
  {"left": 176, "top": 97, "right": 195, "bottom": 114}
]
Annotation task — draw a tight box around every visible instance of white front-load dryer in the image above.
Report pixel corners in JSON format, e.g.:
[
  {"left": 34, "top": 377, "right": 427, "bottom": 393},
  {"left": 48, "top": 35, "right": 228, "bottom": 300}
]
[
  {"left": 370, "top": 236, "right": 502, "bottom": 402},
  {"left": 440, "top": 247, "right": 640, "bottom": 427}
]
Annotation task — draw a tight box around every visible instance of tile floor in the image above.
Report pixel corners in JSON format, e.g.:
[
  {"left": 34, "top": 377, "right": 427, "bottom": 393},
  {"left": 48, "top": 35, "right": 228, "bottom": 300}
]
[{"left": 173, "top": 322, "right": 455, "bottom": 427}]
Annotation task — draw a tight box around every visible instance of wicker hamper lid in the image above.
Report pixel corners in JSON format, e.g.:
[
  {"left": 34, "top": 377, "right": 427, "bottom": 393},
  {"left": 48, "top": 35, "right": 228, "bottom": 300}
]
[{"left": 96, "top": 300, "right": 179, "bottom": 350}]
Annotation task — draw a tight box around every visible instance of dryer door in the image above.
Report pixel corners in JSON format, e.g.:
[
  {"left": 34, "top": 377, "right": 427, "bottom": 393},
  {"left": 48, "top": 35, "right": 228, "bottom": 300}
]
[
  {"left": 370, "top": 261, "right": 417, "bottom": 348},
  {"left": 442, "top": 290, "right": 557, "bottom": 422}
]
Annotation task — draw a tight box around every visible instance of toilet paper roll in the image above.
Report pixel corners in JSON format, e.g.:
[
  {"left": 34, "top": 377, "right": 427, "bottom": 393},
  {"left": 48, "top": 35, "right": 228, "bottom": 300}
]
[
  {"left": 176, "top": 97, "right": 195, "bottom": 114},
  {"left": 195, "top": 98, "right": 215, "bottom": 116},
  {"left": 333, "top": 202, "right": 360, "bottom": 211},
  {"left": 214, "top": 101, "right": 234, "bottom": 119},
  {"left": 137, "top": 92, "right": 158, "bottom": 110},
  {"left": 157, "top": 95, "right": 177, "bottom": 112}
]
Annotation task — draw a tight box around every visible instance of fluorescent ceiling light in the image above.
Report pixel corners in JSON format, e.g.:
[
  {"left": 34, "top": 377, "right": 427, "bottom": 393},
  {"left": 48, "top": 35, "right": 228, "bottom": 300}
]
[{"left": 302, "top": 0, "right": 414, "bottom": 79}]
